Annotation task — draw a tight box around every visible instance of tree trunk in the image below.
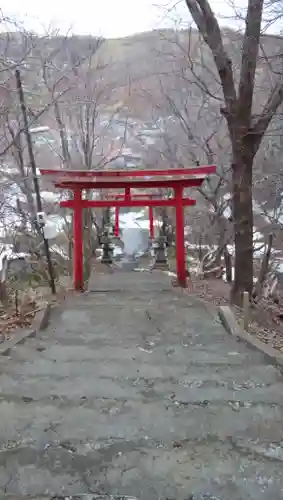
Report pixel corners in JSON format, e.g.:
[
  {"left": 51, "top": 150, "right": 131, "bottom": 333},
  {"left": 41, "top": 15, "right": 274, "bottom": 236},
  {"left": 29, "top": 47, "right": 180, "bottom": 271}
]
[{"left": 230, "top": 156, "right": 253, "bottom": 305}]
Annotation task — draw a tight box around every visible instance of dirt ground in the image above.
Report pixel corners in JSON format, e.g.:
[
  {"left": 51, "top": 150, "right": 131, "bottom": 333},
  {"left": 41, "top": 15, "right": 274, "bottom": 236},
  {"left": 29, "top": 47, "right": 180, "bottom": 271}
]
[{"left": 185, "top": 277, "right": 283, "bottom": 352}]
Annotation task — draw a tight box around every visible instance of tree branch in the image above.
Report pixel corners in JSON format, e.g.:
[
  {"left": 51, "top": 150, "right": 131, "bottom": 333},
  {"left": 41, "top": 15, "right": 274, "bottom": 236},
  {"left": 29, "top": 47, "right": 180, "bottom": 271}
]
[
  {"left": 185, "top": 0, "right": 237, "bottom": 125},
  {"left": 0, "top": 86, "right": 70, "bottom": 157},
  {"left": 238, "top": 0, "right": 264, "bottom": 124},
  {"left": 252, "top": 81, "right": 283, "bottom": 139}
]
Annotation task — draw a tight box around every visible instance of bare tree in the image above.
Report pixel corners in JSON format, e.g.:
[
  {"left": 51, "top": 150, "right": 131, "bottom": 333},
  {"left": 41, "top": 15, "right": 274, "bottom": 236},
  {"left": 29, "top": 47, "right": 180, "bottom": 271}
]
[
  {"left": 143, "top": 65, "right": 234, "bottom": 276},
  {"left": 180, "top": 0, "right": 283, "bottom": 304},
  {"left": 146, "top": 26, "right": 283, "bottom": 297},
  {"left": 37, "top": 34, "right": 129, "bottom": 277}
]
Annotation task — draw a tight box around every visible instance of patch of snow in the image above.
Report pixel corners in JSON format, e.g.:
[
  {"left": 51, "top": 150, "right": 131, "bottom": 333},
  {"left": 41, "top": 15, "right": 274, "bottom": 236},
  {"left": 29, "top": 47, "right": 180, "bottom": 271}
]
[
  {"left": 219, "top": 194, "right": 279, "bottom": 225},
  {"left": 223, "top": 266, "right": 235, "bottom": 282},
  {"left": 185, "top": 243, "right": 218, "bottom": 251},
  {"left": 275, "top": 260, "right": 283, "bottom": 273},
  {"left": 29, "top": 126, "right": 50, "bottom": 134},
  {"left": 113, "top": 246, "right": 123, "bottom": 256},
  {"left": 222, "top": 266, "right": 257, "bottom": 284},
  {"left": 0, "top": 244, "right": 30, "bottom": 271},
  {"left": 226, "top": 244, "right": 234, "bottom": 255},
  {"left": 38, "top": 191, "right": 61, "bottom": 203},
  {"left": 47, "top": 214, "right": 72, "bottom": 230},
  {"left": 119, "top": 210, "right": 155, "bottom": 256},
  {"left": 223, "top": 205, "right": 232, "bottom": 218},
  {"left": 49, "top": 244, "right": 69, "bottom": 259},
  {"left": 122, "top": 223, "right": 148, "bottom": 256},
  {"left": 120, "top": 218, "right": 158, "bottom": 230},
  {"left": 254, "top": 231, "right": 264, "bottom": 242}
]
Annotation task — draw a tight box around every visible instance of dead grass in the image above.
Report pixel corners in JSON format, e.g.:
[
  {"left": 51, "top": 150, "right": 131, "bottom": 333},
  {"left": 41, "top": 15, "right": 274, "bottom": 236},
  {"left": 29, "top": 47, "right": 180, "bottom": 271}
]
[
  {"left": 0, "top": 278, "right": 74, "bottom": 343},
  {"left": 185, "top": 277, "right": 283, "bottom": 352}
]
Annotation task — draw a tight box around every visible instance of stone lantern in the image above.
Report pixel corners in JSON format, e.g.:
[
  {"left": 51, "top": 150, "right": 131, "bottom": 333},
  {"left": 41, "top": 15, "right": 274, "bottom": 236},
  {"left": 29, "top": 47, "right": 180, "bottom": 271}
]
[
  {"left": 151, "top": 234, "right": 169, "bottom": 270},
  {"left": 100, "top": 228, "right": 114, "bottom": 265}
]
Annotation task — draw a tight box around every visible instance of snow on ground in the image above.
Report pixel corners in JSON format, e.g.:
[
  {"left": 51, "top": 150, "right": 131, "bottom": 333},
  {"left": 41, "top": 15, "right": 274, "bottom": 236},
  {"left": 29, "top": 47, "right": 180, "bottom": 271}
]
[
  {"left": 47, "top": 214, "right": 71, "bottom": 231},
  {"left": 1, "top": 195, "right": 283, "bottom": 283},
  {"left": 0, "top": 244, "right": 29, "bottom": 272},
  {"left": 49, "top": 244, "right": 69, "bottom": 259},
  {"left": 116, "top": 210, "right": 157, "bottom": 256},
  {"left": 37, "top": 191, "right": 62, "bottom": 203},
  {"left": 215, "top": 193, "right": 280, "bottom": 231},
  {"left": 119, "top": 217, "right": 159, "bottom": 231}
]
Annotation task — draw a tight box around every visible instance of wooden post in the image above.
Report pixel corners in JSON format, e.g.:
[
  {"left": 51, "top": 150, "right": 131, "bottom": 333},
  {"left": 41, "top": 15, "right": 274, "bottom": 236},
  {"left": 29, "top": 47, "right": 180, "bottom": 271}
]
[
  {"left": 15, "top": 69, "right": 56, "bottom": 294},
  {"left": 243, "top": 291, "right": 249, "bottom": 331}
]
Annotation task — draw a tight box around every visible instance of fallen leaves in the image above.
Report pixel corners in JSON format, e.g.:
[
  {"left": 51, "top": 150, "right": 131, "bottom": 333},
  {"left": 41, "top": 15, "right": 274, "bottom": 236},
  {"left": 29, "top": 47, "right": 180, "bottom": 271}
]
[
  {"left": 185, "top": 277, "right": 283, "bottom": 352},
  {"left": 0, "top": 288, "right": 41, "bottom": 339},
  {"left": 0, "top": 308, "right": 35, "bottom": 340}
]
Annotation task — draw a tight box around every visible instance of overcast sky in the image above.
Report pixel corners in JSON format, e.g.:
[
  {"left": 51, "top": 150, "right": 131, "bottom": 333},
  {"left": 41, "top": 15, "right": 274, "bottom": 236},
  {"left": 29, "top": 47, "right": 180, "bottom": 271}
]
[
  {"left": 1, "top": 0, "right": 280, "bottom": 37},
  {"left": 1, "top": 0, "right": 247, "bottom": 37}
]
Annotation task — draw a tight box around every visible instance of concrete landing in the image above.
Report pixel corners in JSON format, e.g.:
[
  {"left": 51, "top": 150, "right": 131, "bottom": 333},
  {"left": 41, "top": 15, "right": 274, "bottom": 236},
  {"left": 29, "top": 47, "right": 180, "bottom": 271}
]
[{"left": 0, "top": 271, "right": 282, "bottom": 499}]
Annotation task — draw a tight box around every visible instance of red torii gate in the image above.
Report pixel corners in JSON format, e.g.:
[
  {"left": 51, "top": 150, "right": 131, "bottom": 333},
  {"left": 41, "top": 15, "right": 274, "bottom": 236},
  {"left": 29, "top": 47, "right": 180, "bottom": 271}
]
[{"left": 39, "top": 165, "right": 216, "bottom": 290}]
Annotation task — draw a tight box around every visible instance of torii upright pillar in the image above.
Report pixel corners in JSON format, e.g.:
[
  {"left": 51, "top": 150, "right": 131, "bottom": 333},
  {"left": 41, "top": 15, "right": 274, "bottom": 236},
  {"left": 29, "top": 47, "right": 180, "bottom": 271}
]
[
  {"left": 175, "top": 185, "right": 186, "bottom": 287},
  {"left": 73, "top": 188, "right": 84, "bottom": 291},
  {"left": 149, "top": 207, "right": 154, "bottom": 239}
]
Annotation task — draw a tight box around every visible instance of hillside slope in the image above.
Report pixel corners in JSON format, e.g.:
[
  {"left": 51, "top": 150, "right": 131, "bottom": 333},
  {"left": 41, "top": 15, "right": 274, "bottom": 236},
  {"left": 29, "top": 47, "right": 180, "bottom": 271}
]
[{"left": 2, "top": 28, "right": 282, "bottom": 118}]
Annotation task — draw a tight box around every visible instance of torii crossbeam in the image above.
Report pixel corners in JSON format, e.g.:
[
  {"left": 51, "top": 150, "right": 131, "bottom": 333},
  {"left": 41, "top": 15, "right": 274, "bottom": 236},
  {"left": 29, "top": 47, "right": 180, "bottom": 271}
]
[{"left": 40, "top": 166, "right": 216, "bottom": 290}]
